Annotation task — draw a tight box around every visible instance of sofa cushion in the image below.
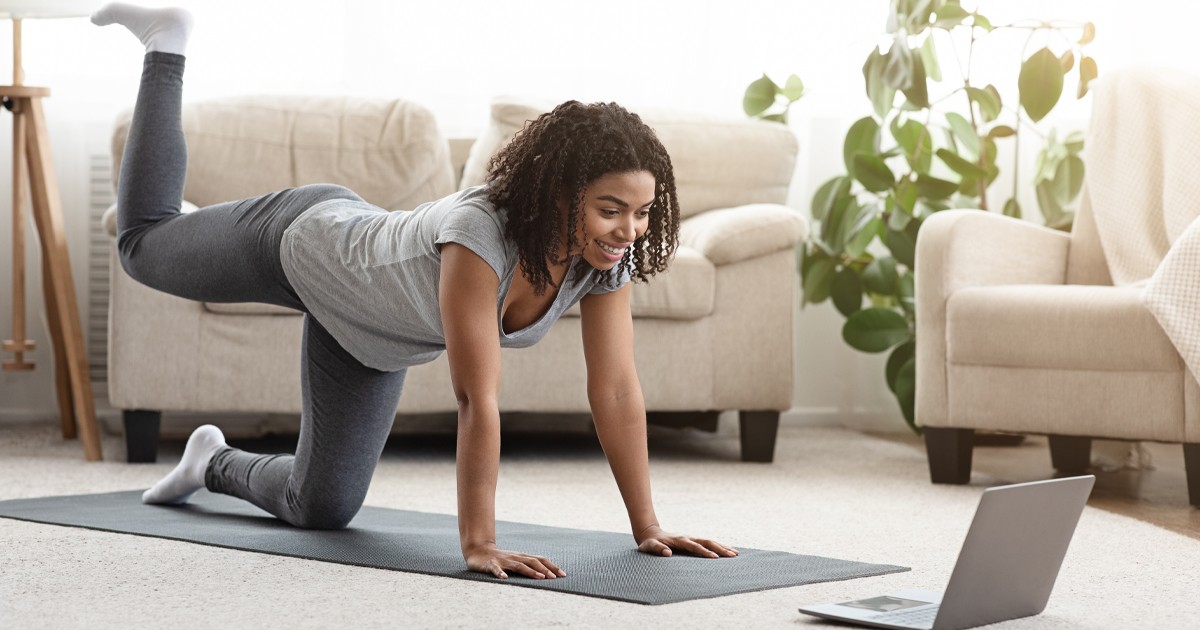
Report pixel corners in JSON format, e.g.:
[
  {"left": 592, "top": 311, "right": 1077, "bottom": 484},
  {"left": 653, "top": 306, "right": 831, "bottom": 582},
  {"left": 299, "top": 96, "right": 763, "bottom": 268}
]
[
  {"left": 206, "top": 245, "right": 716, "bottom": 320},
  {"left": 111, "top": 95, "right": 456, "bottom": 212},
  {"left": 946, "top": 284, "right": 1181, "bottom": 371},
  {"left": 460, "top": 97, "right": 798, "bottom": 219}
]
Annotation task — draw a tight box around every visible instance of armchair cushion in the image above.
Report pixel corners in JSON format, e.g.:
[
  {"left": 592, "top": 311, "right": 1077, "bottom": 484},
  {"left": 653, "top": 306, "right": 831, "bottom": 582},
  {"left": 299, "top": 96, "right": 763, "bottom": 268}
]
[
  {"left": 947, "top": 285, "right": 1179, "bottom": 372},
  {"left": 679, "top": 203, "right": 807, "bottom": 266},
  {"left": 111, "top": 95, "right": 456, "bottom": 212}
]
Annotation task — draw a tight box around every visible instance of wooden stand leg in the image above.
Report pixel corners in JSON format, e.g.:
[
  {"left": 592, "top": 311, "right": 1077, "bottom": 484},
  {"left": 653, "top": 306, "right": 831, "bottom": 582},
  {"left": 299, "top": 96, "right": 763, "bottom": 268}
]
[
  {"left": 739, "top": 411, "right": 780, "bottom": 463},
  {"left": 925, "top": 427, "right": 974, "bottom": 484},
  {"left": 1048, "top": 435, "right": 1092, "bottom": 473},
  {"left": 42, "top": 243, "right": 75, "bottom": 438},
  {"left": 22, "top": 97, "right": 101, "bottom": 461}
]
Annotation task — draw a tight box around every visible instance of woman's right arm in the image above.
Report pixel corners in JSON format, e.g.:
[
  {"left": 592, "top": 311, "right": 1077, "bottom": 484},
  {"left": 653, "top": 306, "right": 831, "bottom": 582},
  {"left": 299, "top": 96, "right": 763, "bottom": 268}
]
[{"left": 438, "top": 243, "right": 564, "bottom": 580}]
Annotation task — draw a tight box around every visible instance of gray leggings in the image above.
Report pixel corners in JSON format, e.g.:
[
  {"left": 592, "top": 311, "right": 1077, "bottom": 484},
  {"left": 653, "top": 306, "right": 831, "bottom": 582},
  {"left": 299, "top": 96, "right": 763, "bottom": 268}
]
[{"left": 120, "top": 52, "right": 407, "bottom": 529}]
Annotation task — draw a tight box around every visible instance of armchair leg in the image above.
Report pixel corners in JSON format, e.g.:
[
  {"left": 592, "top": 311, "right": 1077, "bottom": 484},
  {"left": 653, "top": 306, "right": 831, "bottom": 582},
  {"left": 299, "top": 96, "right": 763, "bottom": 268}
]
[
  {"left": 124, "top": 410, "right": 162, "bottom": 463},
  {"left": 1185, "top": 444, "right": 1200, "bottom": 507},
  {"left": 1048, "top": 435, "right": 1092, "bottom": 474},
  {"left": 925, "top": 427, "right": 973, "bottom": 484},
  {"left": 738, "top": 411, "right": 780, "bottom": 463}
]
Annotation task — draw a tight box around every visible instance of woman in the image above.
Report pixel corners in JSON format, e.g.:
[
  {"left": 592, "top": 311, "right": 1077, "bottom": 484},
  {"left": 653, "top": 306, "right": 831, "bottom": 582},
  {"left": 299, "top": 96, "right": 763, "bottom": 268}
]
[{"left": 93, "top": 3, "right": 738, "bottom": 581}]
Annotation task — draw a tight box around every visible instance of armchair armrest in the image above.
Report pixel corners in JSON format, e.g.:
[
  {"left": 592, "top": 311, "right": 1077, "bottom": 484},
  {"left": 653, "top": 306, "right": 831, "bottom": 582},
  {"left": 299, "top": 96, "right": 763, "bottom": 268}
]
[
  {"left": 678, "top": 203, "right": 808, "bottom": 265},
  {"left": 102, "top": 200, "right": 201, "bottom": 238},
  {"left": 915, "top": 209, "right": 1071, "bottom": 428}
]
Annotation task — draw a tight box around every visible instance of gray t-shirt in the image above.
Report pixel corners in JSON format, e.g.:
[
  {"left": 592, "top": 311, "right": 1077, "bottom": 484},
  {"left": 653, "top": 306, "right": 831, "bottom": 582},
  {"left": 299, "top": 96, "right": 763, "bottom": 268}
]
[{"left": 278, "top": 185, "right": 628, "bottom": 372}]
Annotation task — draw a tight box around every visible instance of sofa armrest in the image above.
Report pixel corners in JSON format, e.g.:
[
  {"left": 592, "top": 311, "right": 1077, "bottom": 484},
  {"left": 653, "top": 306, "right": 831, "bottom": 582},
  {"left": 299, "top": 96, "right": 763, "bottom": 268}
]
[
  {"left": 102, "top": 200, "right": 201, "bottom": 238},
  {"left": 915, "top": 209, "right": 1071, "bottom": 428},
  {"left": 678, "top": 203, "right": 808, "bottom": 266}
]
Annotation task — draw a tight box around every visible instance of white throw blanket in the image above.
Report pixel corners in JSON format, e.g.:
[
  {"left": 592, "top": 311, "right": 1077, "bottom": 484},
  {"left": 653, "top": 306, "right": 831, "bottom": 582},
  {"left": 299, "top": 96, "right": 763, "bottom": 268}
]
[{"left": 1086, "top": 68, "right": 1200, "bottom": 385}]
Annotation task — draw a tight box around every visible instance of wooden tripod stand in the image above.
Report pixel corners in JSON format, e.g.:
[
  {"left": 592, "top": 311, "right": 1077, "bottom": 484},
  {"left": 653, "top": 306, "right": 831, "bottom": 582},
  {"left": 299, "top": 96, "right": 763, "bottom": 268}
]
[{"left": 1, "top": 18, "right": 102, "bottom": 460}]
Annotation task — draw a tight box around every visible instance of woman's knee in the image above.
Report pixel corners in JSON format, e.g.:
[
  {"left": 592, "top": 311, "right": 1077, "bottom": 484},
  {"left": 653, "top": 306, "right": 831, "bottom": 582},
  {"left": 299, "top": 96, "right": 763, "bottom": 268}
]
[
  {"left": 300, "top": 183, "right": 363, "bottom": 206},
  {"left": 290, "top": 496, "right": 362, "bottom": 530}
]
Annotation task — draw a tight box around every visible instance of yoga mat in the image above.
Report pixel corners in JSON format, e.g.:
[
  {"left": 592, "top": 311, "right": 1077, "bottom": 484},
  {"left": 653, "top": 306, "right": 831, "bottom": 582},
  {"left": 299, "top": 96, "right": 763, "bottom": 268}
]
[{"left": 0, "top": 491, "right": 908, "bottom": 605}]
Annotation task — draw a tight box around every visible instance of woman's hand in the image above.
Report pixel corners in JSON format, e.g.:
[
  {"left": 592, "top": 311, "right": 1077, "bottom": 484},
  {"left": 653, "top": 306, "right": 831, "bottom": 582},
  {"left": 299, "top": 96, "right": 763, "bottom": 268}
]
[
  {"left": 464, "top": 542, "right": 567, "bottom": 580},
  {"left": 635, "top": 525, "right": 740, "bottom": 558}
]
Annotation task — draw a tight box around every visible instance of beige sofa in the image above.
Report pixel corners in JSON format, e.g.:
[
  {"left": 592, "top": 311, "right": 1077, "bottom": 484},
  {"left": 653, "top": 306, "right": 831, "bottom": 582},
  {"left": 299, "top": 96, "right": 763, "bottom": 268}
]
[
  {"left": 914, "top": 71, "right": 1200, "bottom": 505},
  {"left": 102, "top": 95, "right": 807, "bottom": 463}
]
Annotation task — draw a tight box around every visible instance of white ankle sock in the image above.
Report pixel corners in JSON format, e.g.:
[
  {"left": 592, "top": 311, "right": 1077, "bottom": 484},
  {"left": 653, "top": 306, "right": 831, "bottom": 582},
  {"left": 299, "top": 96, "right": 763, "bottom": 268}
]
[
  {"left": 142, "top": 424, "right": 226, "bottom": 505},
  {"left": 91, "top": 3, "right": 194, "bottom": 56}
]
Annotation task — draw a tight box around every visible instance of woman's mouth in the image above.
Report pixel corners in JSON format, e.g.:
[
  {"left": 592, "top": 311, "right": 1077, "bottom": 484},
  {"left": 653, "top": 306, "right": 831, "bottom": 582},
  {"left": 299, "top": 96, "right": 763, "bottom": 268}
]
[{"left": 594, "top": 240, "right": 627, "bottom": 262}]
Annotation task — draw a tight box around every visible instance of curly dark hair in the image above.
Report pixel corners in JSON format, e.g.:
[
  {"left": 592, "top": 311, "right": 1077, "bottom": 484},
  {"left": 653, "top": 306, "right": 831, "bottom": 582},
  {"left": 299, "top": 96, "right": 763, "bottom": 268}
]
[{"left": 485, "top": 101, "right": 680, "bottom": 295}]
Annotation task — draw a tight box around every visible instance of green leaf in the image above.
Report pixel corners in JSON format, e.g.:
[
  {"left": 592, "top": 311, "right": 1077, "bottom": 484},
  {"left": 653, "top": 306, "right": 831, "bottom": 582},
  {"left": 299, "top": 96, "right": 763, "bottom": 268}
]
[
  {"left": 1053, "top": 155, "right": 1086, "bottom": 205},
  {"left": 1036, "top": 180, "right": 1064, "bottom": 225},
  {"left": 845, "top": 217, "right": 882, "bottom": 260},
  {"left": 811, "top": 176, "right": 852, "bottom": 224},
  {"left": 934, "top": 2, "right": 968, "bottom": 27},
  {"left": 985, "top": 84, "right": 1003, "bottom": 111},
  {"left": 863, "top": 256, "right": 899, "bottom": 295},
  {"left": 971, "top": 13, "right": 993, "bottom": 31},
  {"left": 802, "top": 256, "right": 836, "bottom": 304},
  {"left": 783, "top": 74, "right": 806, "bottom": 101},
  {"left": 821, "top": 194, "right": 854, "bottom": 253},
  {"left": 884, "top": 36, "right": 914, "bottom": 90},
  {"left": 832, "top": 267, "right": 864, "bottom": 317},
  {"left": 888, "top": 207, "right": 912, "bottom": 231},
  {"left": 853, "top": 153, "right": 896, "bottom": 192},
  {"left": 1060, "top": 49, "right": 1075, "bottom": 73},
  {"left": 894, "top": 177, "right": 918, "bottom": 214},
  {"left": 885, "top": 221, "right": 919, "bottom": 268},
  {"left": 901, "top": 54, "right": 930, "bottom": 108},
  {"left": 743, "top": 74, "right": 779, "bottom": 117},
  {"left": 1003, "top": 197, "right": 1022, "bottom": 218},
  {"left": 936, "top": 148, "right": 988, "bottom": 178},
  {"left": 915, "top": 173, "right": 958, "bottom": 199},
  {"left": 863, "top": 47, "right": 897, "bottom": 118},
  {"left": 919, "top": 34, "right": 942, "bottom": 82},
  {"left": 987, "top": 124, "right": 1015, "bottom": 138},
  {"left": 843, "top": 307, "right": 910, "bottom": 353},
  {"left": 844, "top": 117, "right": 881, "bottom": 175},
  {"left": 1064, "top": 130, "right": 1085, "bottom": 153},
  {"left": 761, "top": 113, "right": 788, "bottom": 124},
  {"left": 892, "top": 119, "right": 934, "bottom": 173},
  {"left": 1019, "top": 47, "right": 1065, "bottom": 123},
  {"left": 966, "top": 87, "right": 1001, "bottom": 123},
  {"left": 893, "top": 357, "right": 918, "bottom": 432},
  {"left": 945, "top": 112, "right": 980, "bottom": 156},
  {"left": 1078, "top": 56, "right": 1098, "bottom": 98},
  {"left": 886, "top": 341, "right": 916, "bottom": 393},
  {"left": 1079, "top": 21, "right": 1096, "bottom": 45}
]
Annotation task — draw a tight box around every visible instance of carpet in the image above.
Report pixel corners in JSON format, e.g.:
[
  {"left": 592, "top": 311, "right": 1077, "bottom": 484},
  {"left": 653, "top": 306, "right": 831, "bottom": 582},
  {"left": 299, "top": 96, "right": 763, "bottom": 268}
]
[{"left": 0, "top": 489, "right": 907, "bottom": 605}]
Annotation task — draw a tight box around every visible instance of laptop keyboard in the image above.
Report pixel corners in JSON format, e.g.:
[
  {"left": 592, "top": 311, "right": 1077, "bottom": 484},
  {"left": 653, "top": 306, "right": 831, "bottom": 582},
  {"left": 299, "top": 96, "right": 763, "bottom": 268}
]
[{"left": 869, "top": 605, "right": 939, "bottom": 628}]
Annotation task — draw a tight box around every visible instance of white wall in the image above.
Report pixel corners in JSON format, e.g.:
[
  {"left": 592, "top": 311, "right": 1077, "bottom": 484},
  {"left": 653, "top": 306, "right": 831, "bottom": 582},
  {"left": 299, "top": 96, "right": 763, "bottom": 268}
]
[{"left": 0, "top": 0, "right": 1190, "bottom": 432}]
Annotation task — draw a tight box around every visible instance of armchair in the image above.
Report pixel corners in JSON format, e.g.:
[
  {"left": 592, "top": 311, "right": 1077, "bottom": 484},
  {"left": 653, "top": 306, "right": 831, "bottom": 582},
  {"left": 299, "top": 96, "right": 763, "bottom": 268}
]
[{"left": 915, "top": 69, "right": 1200, "bottom": 505}]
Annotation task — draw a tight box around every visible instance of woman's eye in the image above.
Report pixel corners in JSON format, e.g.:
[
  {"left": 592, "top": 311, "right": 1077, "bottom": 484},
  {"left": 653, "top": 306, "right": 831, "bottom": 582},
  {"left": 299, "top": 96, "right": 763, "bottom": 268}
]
[
  {"left": 636, "top": 211, "right": 650, "bottom": 219},
  {"left": 602, "top": 209, "right": 619, "bottom": 217}
]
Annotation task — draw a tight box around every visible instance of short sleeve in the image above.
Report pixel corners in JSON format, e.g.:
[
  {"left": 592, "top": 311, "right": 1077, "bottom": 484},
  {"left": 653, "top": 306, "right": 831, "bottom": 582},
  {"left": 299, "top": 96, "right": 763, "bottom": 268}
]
[
  {"left": 588, "top": 264, "right": 633, "bottom": 295},
  {"left": 434, "top": 201, "right": 508, "bottom": 280}
]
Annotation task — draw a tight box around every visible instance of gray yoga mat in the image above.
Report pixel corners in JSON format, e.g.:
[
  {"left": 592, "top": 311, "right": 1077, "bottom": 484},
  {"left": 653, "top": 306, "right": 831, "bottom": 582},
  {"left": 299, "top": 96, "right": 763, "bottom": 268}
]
[{"left": 0, "top": 490, "right": 907, "bottom": 605}]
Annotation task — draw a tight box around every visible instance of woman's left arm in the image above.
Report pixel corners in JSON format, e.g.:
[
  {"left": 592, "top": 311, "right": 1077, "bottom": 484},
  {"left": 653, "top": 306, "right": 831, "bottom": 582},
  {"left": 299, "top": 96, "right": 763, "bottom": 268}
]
[{"left": 579, "top": 286, "right": 738, "bottom": 559}]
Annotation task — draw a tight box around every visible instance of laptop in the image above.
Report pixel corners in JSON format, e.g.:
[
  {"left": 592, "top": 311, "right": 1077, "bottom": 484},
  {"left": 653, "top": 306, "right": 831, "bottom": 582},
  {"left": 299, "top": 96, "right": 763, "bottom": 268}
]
[{"left": 798, "top": 475, "right": 1095, "bottom": 630}]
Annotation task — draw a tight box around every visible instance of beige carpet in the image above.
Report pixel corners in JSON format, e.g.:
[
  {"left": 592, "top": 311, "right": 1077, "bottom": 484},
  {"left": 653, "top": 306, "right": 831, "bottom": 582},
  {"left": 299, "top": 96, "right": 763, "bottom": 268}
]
[{"left": 1, "top": 420, "right": 1197, "bottom": 629}]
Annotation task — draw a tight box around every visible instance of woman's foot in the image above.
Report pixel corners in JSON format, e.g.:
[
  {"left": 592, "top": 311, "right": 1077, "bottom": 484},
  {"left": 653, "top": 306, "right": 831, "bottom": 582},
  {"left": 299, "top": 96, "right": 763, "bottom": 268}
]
[
  {"left": 91, "top": 3, "right": 194, "bottom": 56},
  {"left": 142, "top": 424, "right": 226, "bottom": 505}
]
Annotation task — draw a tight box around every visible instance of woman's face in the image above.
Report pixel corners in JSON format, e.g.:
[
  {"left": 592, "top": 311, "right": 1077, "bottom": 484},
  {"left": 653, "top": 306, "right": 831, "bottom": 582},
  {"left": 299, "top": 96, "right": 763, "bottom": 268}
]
[{"left": 566, "top": 170, "right": 656, "bottom": 270}]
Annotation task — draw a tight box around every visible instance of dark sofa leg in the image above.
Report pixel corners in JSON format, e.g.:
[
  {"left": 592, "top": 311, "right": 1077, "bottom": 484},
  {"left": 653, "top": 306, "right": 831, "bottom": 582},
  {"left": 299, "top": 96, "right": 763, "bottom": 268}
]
[
  {"left": 925, "top": 427, "right": 974, "bottom": 484},
  {"left": 124, "top": 410, "right": 162, "bottom": 463},
  {"left": 739, "top": 411, "right": 780, "bottom": 463},
  {"left": 1048, "top": 435, "right": 1092, "bottom": 474},
  {"left": 1185, "top": 444, "right": 1200, "bottom": 507}
]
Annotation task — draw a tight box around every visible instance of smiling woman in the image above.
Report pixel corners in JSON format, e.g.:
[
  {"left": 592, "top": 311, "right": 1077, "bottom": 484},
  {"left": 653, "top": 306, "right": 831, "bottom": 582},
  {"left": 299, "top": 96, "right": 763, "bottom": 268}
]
[{"left": 94, "top": 2, "right": 739, "bottom": 584}]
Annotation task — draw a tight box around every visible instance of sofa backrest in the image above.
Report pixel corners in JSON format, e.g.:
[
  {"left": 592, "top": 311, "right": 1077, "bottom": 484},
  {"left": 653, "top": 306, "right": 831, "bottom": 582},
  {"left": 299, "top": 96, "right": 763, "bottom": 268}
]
[
  {"left": 459, "top": 97, "right": 799, "bottom": 219},
  {"left": 110, "top": 95, "right": 457, "bottom": 211}
]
